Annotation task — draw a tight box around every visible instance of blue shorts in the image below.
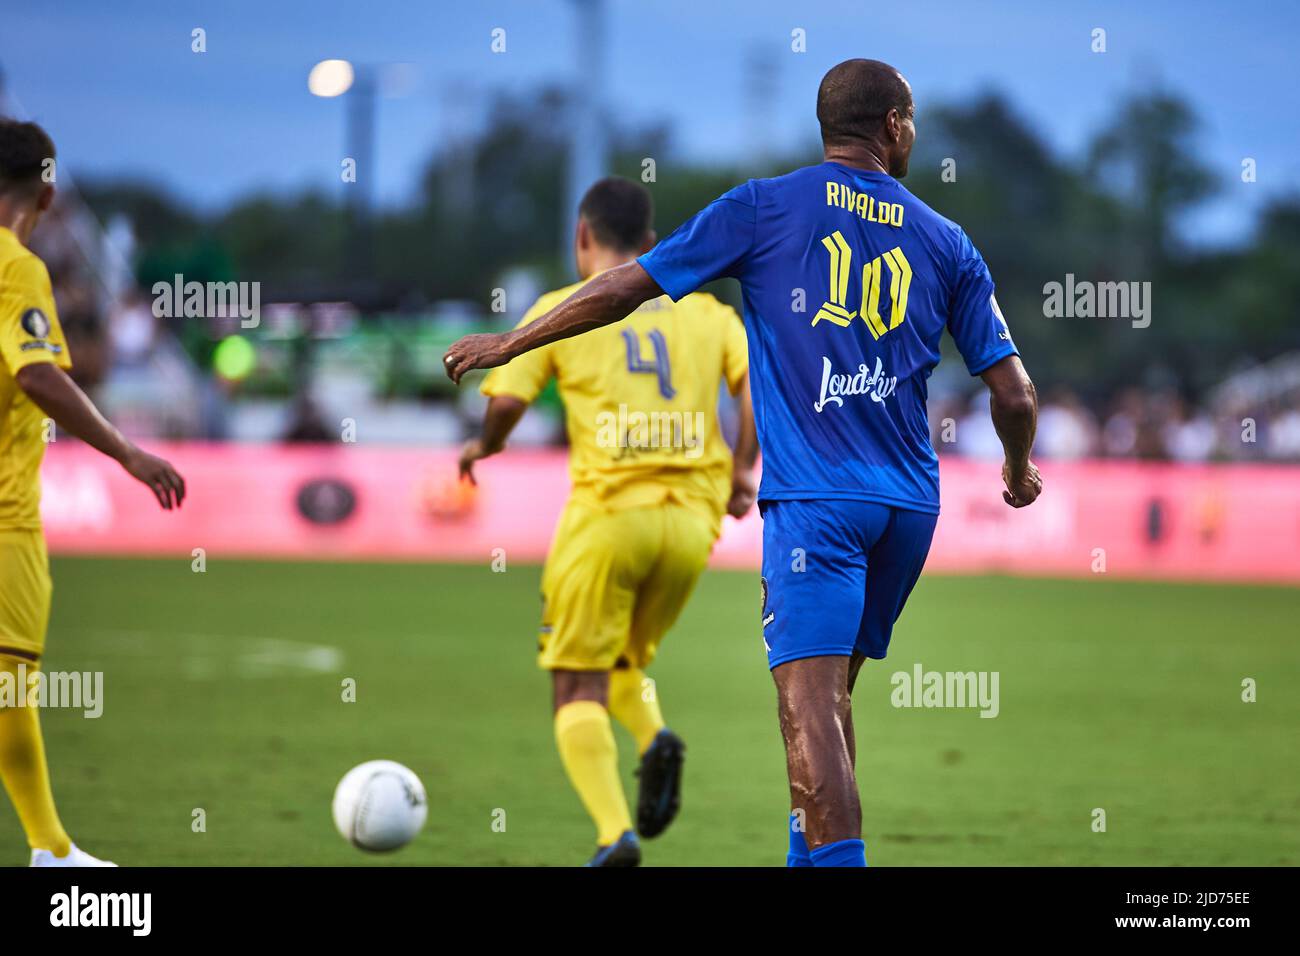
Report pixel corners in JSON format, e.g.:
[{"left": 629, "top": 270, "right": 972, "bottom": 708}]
[{"left": 759, "top": 499, "right": 937, "bottom": 669}]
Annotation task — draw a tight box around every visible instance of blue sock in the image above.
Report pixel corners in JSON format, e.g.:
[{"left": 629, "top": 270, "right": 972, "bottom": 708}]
[
  {"left": 786, "top": 813, "right": 812, "bottom": 867},
  {"left": 810, "top": 838, "right": 867, "bottom": 867}
]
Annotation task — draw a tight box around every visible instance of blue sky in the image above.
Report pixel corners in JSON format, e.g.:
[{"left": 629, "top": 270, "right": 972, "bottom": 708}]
[{"left": 2, "top": 0, "right": 1296, "bottom": 245}]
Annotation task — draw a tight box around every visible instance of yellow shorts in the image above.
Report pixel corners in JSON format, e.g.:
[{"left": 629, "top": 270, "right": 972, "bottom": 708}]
[
  {"left": 538, "top": 499, "right": 716, "bottom": 671},
  {"left": 0, "top": 529, "right": 52, "bottom": 660}
]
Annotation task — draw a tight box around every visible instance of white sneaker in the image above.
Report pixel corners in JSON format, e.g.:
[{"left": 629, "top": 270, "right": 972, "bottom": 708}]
[{"left": 30, "top": 843, "right": 117, "bottom": 867}]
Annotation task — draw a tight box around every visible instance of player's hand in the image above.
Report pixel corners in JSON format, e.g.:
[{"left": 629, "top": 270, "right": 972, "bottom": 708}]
[
  {"left": 458, "top": 438, "right": 492, "bottom": 486},
  {"left": 443, "top": 333, "right": 514, "bottom": 385},
  {"left": 1001, "top": 458, "right": 1042, "bottom": 509},
  {"left": 727, "top": 468, "right": 758, "bottom": 518},
  {"left": 121, "top": 447, "right": 186, "bottom": 510}
]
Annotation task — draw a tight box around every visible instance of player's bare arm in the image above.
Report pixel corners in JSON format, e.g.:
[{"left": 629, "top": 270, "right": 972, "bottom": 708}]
[
  {"left": 727, "top": 377, "right": 759, "bottom": 518},
  {"left": 980, "top": 354, "right": 1040, "bottom": 508},
  {"left": 15, "top": 362, "right": 186, "bottom": 510},
  {"left": 443, "top": 262, "right": 662, "bottom": 384},
  {"left": 458, "top": 395, "right": 528, "bottom": 485}
]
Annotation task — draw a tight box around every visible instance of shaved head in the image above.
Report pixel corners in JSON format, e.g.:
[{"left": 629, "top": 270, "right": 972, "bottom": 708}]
[{"left": 816, "top": 59, "right": 915, "bottom": 177}]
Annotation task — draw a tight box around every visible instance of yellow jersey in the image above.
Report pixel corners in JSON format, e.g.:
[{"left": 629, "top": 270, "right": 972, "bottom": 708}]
[
  {"left": 0, "top": 227, "right": 72, "bottom": 531},
  {"left": 482, "top": 278, "right": 748, "bottom": 532}
]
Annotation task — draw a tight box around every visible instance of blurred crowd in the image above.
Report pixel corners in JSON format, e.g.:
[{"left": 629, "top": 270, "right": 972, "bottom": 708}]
[
  {"left": 929, "top": 383, "right": 1300, "bottom": 463},
  {"left": 30, "top": 207, "right": 224, "bottom": 440}
]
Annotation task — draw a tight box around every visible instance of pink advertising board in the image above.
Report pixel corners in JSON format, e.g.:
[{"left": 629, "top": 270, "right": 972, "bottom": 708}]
[{"left": 39, "top": 443, "right": 1300, "bottom": 583}]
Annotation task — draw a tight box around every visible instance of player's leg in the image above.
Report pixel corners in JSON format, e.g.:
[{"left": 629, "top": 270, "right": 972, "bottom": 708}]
[
  {"left": 0, "top": 530, "right": 71, "bottom": 859},
  {"left": 818, "top": 506, "right": 935, "bottom": 866},
  {"left": 844, "top": 650, "right": 868, "bottom": 770},
  {"left": 607, "top": 661, "right": 665, "bottom": 759},
  {"left": 539, "top": 502, "right": 654, "bottom": 865},
  {"left": 784, "top": 650, "right": 866, "bottom": 867},
  {"left": 760, "top": 499, "right": 871, "bottom": 867},
  {"left": 550, "top": 668, "right": 639, "bottom": 864},
  {"left": 0, "top": 652, "right": 71, "bottom": 858},
  {"left": 773, "top": 655, "right": 863, "bottom": 859},
  {"left": 855, "top": 507, "right": 938, "bottom": 662},
  {"left": 617, "top": 501, "right": 713, "bottom": 838}
]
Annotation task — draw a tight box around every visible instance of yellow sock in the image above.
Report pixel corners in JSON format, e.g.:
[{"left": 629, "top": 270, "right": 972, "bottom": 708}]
[
  {"left": 0, "top": 658, "right": 71, "bottom": 856},
  {"left": 608, "top": 667, "right": 666, "bottom": 755},
  {"left": 554, "top": 700, "right": 632, "bottom": 845}
]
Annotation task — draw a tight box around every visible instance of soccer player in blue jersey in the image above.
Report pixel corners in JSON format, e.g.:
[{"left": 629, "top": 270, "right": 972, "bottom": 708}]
[{"left": 445, "top": 59, "right": 1041, "bottom": 867}]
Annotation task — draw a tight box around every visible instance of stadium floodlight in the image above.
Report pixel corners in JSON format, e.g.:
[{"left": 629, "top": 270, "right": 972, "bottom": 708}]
[{"left": 308, "top": 59, "right": 355, "bottom": 98}]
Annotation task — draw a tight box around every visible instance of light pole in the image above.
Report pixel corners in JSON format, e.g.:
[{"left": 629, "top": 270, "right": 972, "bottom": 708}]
[
  {"left": 309, "top": 59, "right": 376, "bottom": 281},
  {"left": 564, "top": 0, "right": 609, "bottom": 272}
]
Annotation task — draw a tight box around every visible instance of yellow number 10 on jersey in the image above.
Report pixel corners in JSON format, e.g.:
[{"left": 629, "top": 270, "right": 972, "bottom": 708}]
[{"left": 812, "top": 230, "right": 913, "bottom": 340}]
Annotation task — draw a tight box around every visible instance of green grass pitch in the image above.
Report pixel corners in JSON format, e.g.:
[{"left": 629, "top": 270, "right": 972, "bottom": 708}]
[{"left": 3, "top": 557, "right": 1296, "bottom": 866}]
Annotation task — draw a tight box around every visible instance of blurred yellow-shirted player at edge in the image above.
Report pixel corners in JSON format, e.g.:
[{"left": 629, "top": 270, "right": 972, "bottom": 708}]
[
  {"left": 0, "top": 118, "right": 185, "bottom": 867},
  {"left": 459, "top": 177, "right": 758, "bottom": 866}
]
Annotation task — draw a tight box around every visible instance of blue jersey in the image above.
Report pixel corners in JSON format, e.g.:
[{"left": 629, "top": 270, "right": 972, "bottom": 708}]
[{"left": 637, "top": 161, "right": 1017, "bottom": 514}]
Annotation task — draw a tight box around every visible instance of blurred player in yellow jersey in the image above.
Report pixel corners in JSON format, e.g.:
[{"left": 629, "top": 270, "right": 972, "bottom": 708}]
[
  {"left": 0, "top": 119, "right": 185, "bottom": 866},
  {"left": 459, "top": 178, "right": 757, "bottom": 866}
]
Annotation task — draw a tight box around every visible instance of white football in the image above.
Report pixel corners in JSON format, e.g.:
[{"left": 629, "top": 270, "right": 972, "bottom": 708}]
[{"left": 332, "top": 760, "right": 428, "bottom": 852}]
